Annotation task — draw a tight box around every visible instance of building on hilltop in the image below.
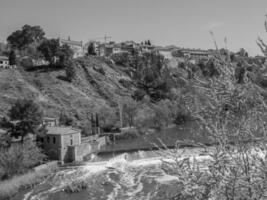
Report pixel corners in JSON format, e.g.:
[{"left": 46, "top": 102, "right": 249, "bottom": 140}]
[
  {"left": 59, "top": 37, "right": 85, "bottom": 58},
  {"left": 156, "top": 46, "right": 179, "bottom": 59},
  {"left": 84, "top": 40, "right": 157, "bottom": 57},
  {"left": 140, "top": 44, "right": 156, "bottom": 53},
  {"left": 0, "top": 56, "right": 9, "bottom": 68},
  {"left": 156, "top": 47, "right": 215, "bottom": 60},
  {"left": 178, "top": 48, "right": 215, "bottom": 59},
  {"left": 42, "top": 117, "right": 59, "bottom": 127}
]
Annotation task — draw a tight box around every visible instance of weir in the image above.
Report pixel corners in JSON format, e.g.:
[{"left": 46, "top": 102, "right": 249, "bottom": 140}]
[{"left": 21, "top": 147, "right": 212, "bottom": 200}]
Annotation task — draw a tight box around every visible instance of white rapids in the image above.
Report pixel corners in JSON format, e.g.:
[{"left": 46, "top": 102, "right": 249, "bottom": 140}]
[{"left": 22, "top": 148, "right": 212, "bottom": 200}]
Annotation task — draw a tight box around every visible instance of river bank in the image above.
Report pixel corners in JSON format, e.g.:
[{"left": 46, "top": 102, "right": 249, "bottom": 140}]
[{"left": 0, "top": 161, "right": 58, "bottom": 200}]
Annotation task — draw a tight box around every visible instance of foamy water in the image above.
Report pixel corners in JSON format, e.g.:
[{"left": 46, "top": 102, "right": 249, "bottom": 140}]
[{"left": 21, "top": 148, "right": 211, "bottom": 200}]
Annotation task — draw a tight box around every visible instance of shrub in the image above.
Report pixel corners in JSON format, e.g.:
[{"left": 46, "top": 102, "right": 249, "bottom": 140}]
[
  {"left": 0, "top": 162, "right": 57, "bottom": 200},
  {"left": 8, "top": 98, "right": 44, "bottom": 142},
  {"left": 97, "top": 105, "right": 119, "bottom": 132},
  {"left": 0, "top": 140, "right": 46, "bottom": 179},
  {"left": 174, "top": 111, "right": 191, "bottom": 125},
  {"left": 21, "top": 57, "right": 34, "bottom": 69},
  {"left": 110, "top": 52, "right": 130, "bottom": 65},
  {"left": 119, "top": 78, "right": 132, "bottom": 88},
  {"left": 65, "top": 60, "right": 77, "bottom": 82},
  {"left": 132, "top": 89, "right": 146, "bottom": 101},
  {"left": 33, "top": 78, "right": 43, "bottom": 89},
  {"left": 112, "top": 129, "right": 138, "bottom": 141},
  {"left": 171, "top": 50, "right": 184, "bottom": 57},
  {"left": 160, "top": 30, "right": 267, "bottom": 199},
  {"left": 93, "top": 66, "right": 105, "bottom": 75},
  {"left": 59, "top": 112, "right": 73, "bottom": 126}
]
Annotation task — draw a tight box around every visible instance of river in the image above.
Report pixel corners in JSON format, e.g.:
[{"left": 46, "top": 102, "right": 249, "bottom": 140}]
[{"left": 17, "top": 147, "right": 211, "bottom": 200}]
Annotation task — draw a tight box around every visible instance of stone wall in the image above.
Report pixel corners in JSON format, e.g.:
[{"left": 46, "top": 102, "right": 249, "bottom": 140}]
[
  {"left": 68, "top": 142, "right": 98, "bottom": 162},
  {"left": 43, "top": 135, "right": 61, "bottom": 160},
  {"left": 97, "top": 136, "right": 110, "bottom": 148},
  {"left": 62, "top": 133, "right": 81, "bottom": 148}
]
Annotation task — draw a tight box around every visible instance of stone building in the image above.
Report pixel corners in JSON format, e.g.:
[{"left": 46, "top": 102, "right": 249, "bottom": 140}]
[
  {"left": 42, "top": 117, "right": 59, "bottom": 127},
  {"left": 42, "top": 127, "right": 81, "bottom": 163},
  {"left": 0, "top": 56, "right": 9, "bottom": 68},
  {"left": 179, "top": 49, "right": 214, "bottom": 59},
  {"left": 59, "top": 37, "right": 85, "bottom": 58},
  {"left": 40, "top": 113, "right": 110, "bottom": 163}
]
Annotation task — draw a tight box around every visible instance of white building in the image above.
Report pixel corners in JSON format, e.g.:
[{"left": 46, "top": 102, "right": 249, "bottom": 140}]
[
  {"left": 0, "top": 56, "right": 9, "bottom": 68},
  {"left": 59, "top": 37, "right": 85, "bottom": 58}
]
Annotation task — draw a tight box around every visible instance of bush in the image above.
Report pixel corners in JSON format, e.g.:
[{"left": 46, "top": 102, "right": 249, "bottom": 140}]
[
  {"left": 197, "top": 58, "right": 219, "bottom": 77},
  {"left": 21, "top": 57, "right": 34, "bottom": 70},
  {"left": 93, "top": 66, "right": 105, "bottom": 75},
  {"left": 132, "top": 89, "right": 146, "bottom": 101},
  {"left": 65, "top": 60, "right": 77, "bottom": 82},
  {"left": 110, "top": 52, "right": 130, "bottom": 65},
  {"left": 33, "top": 78, "right": 43, "bottom": 89},
  {"left": 111, "top": 129, "right": 138, "bottom": 141},
  {"left": 59, "top": 112, "right": 73, "bottom": 126},
  {"left": 0, "top": 140, "right": 46, "bottom": 180},
  {"left": 0, "top": 162, "right": 57, "bottom": 200},
  {"left": 171, "top": 50, "right": 184, "bottom": 57},
  {"left": 174, "top": 111, "right": 191, "bottom": 125},
  {"left": 119, "top": 78, "right": 132, "bottom": 88}
]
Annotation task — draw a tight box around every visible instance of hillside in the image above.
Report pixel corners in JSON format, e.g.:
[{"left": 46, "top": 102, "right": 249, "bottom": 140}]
[{"left": 0, "top": 56, "right": 135, "bottom": 126}]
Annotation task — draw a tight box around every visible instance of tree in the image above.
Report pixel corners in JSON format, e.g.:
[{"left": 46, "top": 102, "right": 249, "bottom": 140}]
[
  {"left": 7, "top": 25, "right": 45, "bottom": 50},
  {"left": 8, "top": 99, "right": 43, "bottom": 142},
  {"left": 152, "top": 101, "right": 171, "bottom": 129},
  {"left": 59, "top": 111, "right": 73, "bottom": 126},
  {"left": 8, "top": 50, "right": 16, "bottom": 66},
  {"left": 37, "top": 38, "right": 60, "bottom": 64},
  {"left": 236, "top": 48, "right": 249, "bottom": 57},
  {"left": 97, "top": 105, "right": 118, "bottom": 132},
  {"left": 123, "top": 99, "right": 138, "bottom": 127},
  {"left": 65, "top": 60, "right": 77, "bottom": 82},
  {"left": 258, "top": 18, "right": 267, "bottom": 57},
  {"left": 0, "top": 140, "right": 45, "bottom": 179},
  {"left": 58, "top": 44, "right": 74, "bottom": 66},
  {"left": 87, "top": 42, "right": 96, "bottom": 55},
  {"left": 133, "top": 52, "right": 173, "bottom": 102},
  {"left": 147, "top": 39, "right": 151, "bottom": 46},
  {"left": 160, "top": 34, "right": 267, "bottom": 199},
  {"left": 197, "top": 58, "right": 219, "bottom": 77}
]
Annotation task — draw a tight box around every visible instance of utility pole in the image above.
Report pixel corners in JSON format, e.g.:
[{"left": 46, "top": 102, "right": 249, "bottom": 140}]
[{"left": 104, "top": 34, "right": 111, "bottom": 44}]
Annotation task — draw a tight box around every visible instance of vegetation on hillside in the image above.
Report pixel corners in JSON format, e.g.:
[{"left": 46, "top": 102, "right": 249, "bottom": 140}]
[
  {"left": 0, "top": 99, "right": 46, "bottom": 181},
  {"left": 159, "top": 21, "right": 267, "bottom": 200}
]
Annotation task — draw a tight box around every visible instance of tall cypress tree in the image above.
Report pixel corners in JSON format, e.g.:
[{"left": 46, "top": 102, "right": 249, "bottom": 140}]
[{"left": 9, "top": 50, "right": 16, "bottom": 66}]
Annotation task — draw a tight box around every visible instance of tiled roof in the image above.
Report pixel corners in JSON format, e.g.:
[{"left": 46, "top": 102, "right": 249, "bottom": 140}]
[
  {"left": 0, "top": 56, "right": 8, "bottom": 60},
  {"left": 43, "top": 117, "right": 58, "bottom": 121},
  {"left": 46, "top": 127, "right": 80, "bottom": 135},
  {"left": 60, "top": 39, "right": 82, "bottom": 47},
  {"left": 0, "top": 128, "right": 6, "bottom": 134}
]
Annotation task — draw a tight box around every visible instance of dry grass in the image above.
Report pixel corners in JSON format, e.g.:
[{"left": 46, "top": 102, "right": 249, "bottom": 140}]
[
  {"left": 0, "top": 162, "right": 58, "bottom": 200},
  {"left": 0, "top": 57, "right": 134, "bottom": 124}
]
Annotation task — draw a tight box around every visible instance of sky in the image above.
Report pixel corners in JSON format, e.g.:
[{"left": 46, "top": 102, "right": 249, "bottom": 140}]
[{"left": 0, "top": 0, "right": 267, "bottom": 55}]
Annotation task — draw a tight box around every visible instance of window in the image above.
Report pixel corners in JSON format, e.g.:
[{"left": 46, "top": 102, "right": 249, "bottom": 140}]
[
  {"left": 47, "top": 136, "right": 50, "bottom": 143},
  {"left": 0, "top": 61, "right": 3, "bottom": 64},
  {"left": 70, "top": 139, "right": 73, "bottom": 146},
  {"left": 53, "top": 137, "right": 56, "bottom": 144}
]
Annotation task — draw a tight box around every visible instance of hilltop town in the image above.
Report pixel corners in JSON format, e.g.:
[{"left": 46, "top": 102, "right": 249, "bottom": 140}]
[{"left": 0, "top": 29, "right": 224, "bottom": 164}]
